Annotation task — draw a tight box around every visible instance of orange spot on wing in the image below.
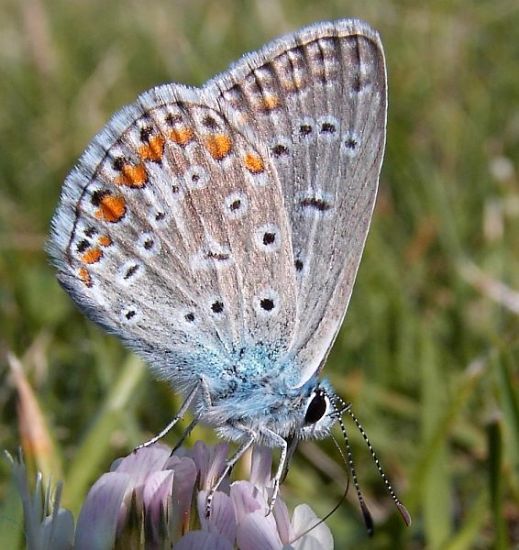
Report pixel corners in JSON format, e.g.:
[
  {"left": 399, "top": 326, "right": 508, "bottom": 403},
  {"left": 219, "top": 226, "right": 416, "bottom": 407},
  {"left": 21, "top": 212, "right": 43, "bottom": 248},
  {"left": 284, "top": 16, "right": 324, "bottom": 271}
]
[
  {"left": 98, "top": 235, "right": 112, "bottom": 247},
  {"left": 81, "top": 247, "right": 103, "bottom": 264},
  {"left": 281, "top": 76, "right": 305, "bottom": 93},
  {"left": 138, "top": 135, "right": 165, "bottom": 162},
  {"left": 78, "top": 267, "right": 92, "bottom": 287},
  {"left": 244, "top": 152, "right": 265, "bottom": 174},
  {"left": 170, "top": 126, "right": 194, "bottom": 146},
  {"left": 115, "top": 163, "right": 148, "bottom": 188},
  {"left": 261, "top": 94, "right": 280, "bottom": 110},
  {"left": 205, "top": 134, "right": 232, "bottom": 160},
  {"left": 94, "top": 195, "right": 126, "bottom": 223}
]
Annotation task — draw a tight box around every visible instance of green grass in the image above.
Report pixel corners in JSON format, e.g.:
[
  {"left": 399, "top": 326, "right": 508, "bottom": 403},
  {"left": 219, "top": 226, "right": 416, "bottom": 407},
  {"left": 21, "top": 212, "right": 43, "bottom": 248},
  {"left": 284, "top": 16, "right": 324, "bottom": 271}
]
[{"left": 1, "top": 0, "right": 518, "bottom": 547}]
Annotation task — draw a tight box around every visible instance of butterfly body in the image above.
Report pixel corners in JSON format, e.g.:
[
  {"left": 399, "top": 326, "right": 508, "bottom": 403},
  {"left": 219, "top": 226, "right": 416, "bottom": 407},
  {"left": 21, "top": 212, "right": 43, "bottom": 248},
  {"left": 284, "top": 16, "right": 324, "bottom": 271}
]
[{"left": 201, "top": 372, "right": 336, "bottom": 445}]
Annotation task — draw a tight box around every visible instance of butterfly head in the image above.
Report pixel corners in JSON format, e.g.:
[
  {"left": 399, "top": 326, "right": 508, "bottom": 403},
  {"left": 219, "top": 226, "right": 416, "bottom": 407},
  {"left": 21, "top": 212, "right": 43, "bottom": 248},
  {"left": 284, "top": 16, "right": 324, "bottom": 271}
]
[{"left": 290, "top": 378, "right": 339, "bottom": 441}]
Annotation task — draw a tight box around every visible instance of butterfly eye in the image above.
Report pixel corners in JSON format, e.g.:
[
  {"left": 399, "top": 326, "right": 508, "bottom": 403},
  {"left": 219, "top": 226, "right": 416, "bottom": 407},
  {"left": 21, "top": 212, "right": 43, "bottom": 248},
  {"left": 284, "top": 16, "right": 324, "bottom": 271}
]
[{"left": 304, "top": 390, "right": 328, "bottom": 424}]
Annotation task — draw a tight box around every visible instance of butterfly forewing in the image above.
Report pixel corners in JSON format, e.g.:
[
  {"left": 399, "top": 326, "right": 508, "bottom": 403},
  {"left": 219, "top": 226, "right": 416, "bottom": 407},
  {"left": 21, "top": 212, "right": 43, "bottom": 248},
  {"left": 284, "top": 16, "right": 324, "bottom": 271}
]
[{"left": 49, "top": 90, "right": 299, "bottom": 383}]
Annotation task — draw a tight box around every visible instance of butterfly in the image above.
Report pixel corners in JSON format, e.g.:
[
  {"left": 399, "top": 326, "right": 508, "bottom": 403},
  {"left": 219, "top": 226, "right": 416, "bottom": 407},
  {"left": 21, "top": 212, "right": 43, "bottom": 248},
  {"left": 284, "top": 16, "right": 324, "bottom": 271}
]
[{"left": 48, "top": 18, "right": 410, "bottom": 528}]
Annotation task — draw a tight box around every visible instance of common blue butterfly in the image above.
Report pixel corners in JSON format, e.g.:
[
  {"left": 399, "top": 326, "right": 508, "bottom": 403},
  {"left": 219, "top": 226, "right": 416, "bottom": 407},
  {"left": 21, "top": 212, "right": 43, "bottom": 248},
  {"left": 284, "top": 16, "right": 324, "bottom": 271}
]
[{"left": 48, "top": 18, "right": 410, "bottom": 528}]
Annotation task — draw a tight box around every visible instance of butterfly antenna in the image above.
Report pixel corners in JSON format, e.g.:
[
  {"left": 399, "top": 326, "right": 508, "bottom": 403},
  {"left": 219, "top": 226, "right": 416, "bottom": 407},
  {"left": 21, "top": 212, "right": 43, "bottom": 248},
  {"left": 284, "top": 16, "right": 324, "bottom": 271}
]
[
  {"left": 338, "top": 397, "right": 412, "bottom": 527},
  {"left": 336, "top": 412, "right": 375, "bottom": 535}
]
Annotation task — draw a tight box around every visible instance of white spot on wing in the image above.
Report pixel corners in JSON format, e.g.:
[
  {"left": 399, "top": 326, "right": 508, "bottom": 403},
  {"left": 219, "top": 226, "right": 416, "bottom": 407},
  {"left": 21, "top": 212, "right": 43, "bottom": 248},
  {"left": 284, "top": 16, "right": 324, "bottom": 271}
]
[
  {"left": 317, "top": 116, "right": 340, "bottom": 141},
  {"left": 118, "top": 260, "right": 144, "bottom": 286},
  {"left": 191, "top": 238, "right": 233, "bottom": 271},
  {"left": 137, "top": 232, "right": 160, "bottom": 256},
  {"left": 253, "top": 288, "right": 280, "bottom": 318},
  {"left": 184, "top": 165, "right": 209, "bottom": 190},
  {"left": 120, "top": 305, "right": 142, "bottom": 325},
  {"left": 254, "top": 223, "right": 281, "bottom": 252},
  {"left": 223, "top": 191, "right": 248, "bottom": 220},
  {"left": 341, "top": 131, "right": 361, "bottom": 158}
]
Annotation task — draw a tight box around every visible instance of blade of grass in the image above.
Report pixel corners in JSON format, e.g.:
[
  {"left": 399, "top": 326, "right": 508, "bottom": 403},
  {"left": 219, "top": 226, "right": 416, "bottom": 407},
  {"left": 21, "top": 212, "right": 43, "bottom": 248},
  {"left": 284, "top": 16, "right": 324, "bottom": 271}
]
[
  {"left": 487, "top": 415, "right": 508, "bottom": 549},
  {"left": 63, "top": 354, "right": 145, "bottom": 512},
  {"left": 0, "top": 475, "right": 24, "bottom": 550},
  {"left": 443, "top": 491, "right": 488, "bottom": 550},
  {"left": 494, "top": 349, "right": 519, "bottom": 477},
  {"left": 420, "top": 330, "right": 452, "bottom": 548},
  {"left": 408, "top": 356, "right": 486, "bottom": 510}
]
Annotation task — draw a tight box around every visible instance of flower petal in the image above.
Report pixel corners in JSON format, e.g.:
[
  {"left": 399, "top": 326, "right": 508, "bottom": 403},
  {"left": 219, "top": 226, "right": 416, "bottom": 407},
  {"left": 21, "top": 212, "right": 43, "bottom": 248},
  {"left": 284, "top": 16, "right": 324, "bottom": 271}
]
[
  {"left": 143, "top": 470, "right": 174, "bottom": 543},
  {"left": 230, "top": 481, "right": 264, "bottom": 524},
  {"left": 75, "top": 472, "right": 131, "bottom": 550},
  {"left": 236, "top": 509, "right": 283, "bottom": 550},
  {"left": 290, "top": 504, "right": 333, "bottom": 550},
  {"left": 40, "top": 508, "right": 74, "bottom": 550},
  {"left": 167, "top": 456, "right": 198, "bottom": 540},
  {"left": 187, "top": 440, "right": 209, "bottom": 482},
  {"left": 190, "top": 441, "right": 229, "bottom": 491},
  {"left": 249, "top": 446, "right": 273, "bottom": 488},
  {"left": 143, "top": 470, "right": 174, "bottom": 509},
  {"left": 205, "top": 443, "right": 230, "bottom": 491},
  {"left": 111, "top": 444, "right": 171, "bottom": 509},
  {"left": 198, "top": 489, "right": 237, "bottom": 543},
  {"left": 174, "top": 530, "right": 233, "bottom": 550},
  {"left": 273, "top": 498, "right": 293, "bottom": 545},
  {"left": 112, "top": 444, "right": 170, "bottom": 481}
]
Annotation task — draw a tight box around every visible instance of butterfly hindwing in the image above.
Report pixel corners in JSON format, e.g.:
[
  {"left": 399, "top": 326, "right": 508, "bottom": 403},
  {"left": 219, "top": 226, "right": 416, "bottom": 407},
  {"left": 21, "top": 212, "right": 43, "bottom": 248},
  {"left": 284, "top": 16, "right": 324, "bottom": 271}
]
[{"left": 214, "top": 19, "right": 387, "bottom": 383}]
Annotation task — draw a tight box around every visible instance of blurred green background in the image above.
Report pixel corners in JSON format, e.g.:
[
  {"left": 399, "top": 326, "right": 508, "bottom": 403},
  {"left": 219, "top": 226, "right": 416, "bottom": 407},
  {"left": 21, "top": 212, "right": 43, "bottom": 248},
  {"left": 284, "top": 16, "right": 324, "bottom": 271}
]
[{"left": 1, "top": 0, "right": 518, "bottom": 548}]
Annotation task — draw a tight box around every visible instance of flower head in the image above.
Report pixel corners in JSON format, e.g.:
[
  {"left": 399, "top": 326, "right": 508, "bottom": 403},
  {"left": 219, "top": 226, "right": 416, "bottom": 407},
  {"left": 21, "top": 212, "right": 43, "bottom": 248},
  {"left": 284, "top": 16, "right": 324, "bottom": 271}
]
[{"left": 10, "top": 441, "right": 333, "bottom": 549}]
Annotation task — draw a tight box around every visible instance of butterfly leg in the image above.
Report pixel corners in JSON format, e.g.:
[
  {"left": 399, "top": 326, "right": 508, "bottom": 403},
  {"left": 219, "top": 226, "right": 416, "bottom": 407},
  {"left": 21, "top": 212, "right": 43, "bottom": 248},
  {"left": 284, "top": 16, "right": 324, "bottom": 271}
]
[
  {"left": 134, "top": 379, "right": 203, "bottom": 451},
  {"left": 171, "top": 416, "right": 199, "bottom": 454},
  {"left": 171, "top": 376, "right": 213, "bottom": 453},
  {"left": 261, "top": 428, "right": 289, "bottom": 516},
  {"left": 206, "top": 426, "right": 256, "bottom": 517},
  {"left": 280, "top": 435, "right": 299, "bottom": 484}
]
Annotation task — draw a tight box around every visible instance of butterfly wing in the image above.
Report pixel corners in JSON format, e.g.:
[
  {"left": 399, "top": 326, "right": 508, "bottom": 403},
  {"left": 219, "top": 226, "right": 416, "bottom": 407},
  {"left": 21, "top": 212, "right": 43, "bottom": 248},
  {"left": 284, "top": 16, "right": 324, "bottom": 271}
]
[
  {"left": 48, "top": 19, "right": 385, "bottom": 392},
  {"left": 214, "top": 19, "right": 387, "bottom": 385},
  {"left": 49, "top": 81, "right": 302, "bottom": 389}
]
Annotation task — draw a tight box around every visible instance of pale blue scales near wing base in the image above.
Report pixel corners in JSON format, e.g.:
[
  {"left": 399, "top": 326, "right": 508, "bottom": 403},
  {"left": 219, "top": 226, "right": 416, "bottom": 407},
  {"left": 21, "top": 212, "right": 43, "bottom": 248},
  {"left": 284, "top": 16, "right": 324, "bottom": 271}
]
[{"left": 48, "top": 18, "right": 410, "bottom": 527}]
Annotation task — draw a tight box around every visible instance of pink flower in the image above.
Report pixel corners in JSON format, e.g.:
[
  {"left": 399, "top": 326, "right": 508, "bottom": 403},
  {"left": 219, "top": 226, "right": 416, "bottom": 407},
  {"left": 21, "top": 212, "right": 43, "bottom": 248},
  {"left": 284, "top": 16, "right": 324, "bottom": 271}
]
[
  {"left": 9, "top": 442, "right": 332, "bottom": 549},
  {"left": 74, "top": 441, "right": 333, "bottom": 549}
]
